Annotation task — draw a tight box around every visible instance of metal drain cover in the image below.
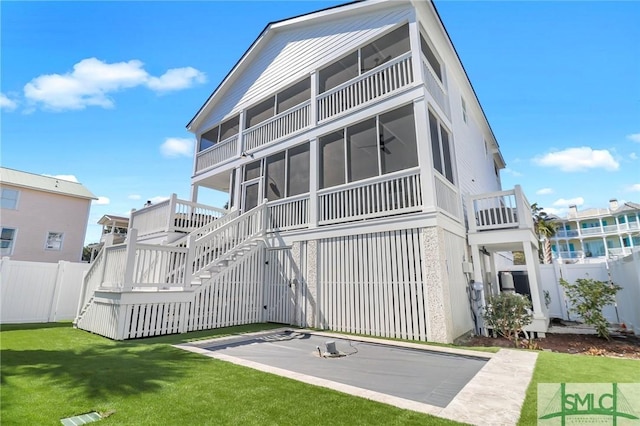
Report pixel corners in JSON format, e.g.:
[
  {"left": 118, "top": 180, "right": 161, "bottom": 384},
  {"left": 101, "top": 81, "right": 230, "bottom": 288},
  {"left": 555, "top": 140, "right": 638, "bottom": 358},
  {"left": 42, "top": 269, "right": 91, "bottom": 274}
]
[{"left": 60, "top": 411, "right": 101, "bottom": 425}]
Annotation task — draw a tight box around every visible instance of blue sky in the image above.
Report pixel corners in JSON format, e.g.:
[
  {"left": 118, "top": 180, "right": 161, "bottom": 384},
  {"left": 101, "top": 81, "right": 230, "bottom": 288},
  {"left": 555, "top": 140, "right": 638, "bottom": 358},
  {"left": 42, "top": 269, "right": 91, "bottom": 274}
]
[{"left": 1, "top": 0, "right": 639, "bottom": 245}]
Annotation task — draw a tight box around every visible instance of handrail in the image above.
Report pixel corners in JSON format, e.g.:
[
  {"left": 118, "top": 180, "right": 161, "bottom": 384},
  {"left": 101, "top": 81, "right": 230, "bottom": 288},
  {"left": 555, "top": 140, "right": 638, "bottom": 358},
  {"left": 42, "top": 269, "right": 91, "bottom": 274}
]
[{"left": 317, "top": 167, "right": 420, "bottom": 196}]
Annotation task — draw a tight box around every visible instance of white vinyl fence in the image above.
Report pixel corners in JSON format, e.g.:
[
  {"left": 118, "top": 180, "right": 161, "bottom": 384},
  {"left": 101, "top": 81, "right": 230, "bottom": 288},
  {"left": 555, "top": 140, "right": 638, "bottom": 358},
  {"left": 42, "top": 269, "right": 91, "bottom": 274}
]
[
  {"left": 1, "top": 258, "right": 90, "bottom": 323},
  {"left": 528, "top": 257, "right": 639, "bottom": 334}
]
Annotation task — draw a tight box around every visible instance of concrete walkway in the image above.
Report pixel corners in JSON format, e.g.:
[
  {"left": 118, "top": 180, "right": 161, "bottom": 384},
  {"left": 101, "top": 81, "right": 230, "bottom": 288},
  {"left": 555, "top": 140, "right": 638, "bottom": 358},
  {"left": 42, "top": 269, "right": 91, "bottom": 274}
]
[{"left": 176, "top": 329, "right": 538, "bottom": 426}]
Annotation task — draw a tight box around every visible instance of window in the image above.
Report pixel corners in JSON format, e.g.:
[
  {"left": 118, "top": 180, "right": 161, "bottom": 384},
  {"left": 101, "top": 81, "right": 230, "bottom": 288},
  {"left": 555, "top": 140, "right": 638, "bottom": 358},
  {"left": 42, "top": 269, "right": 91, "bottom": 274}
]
[
  {"left": 428, "top": 110, "right": 454, "bottom": 183},
  {"left": 264, "top": 143, "right": 310, "bottom": 200},
  {"left": 244, "top": 160, "right": 262, "bottom": 181},
  {"left": 319, "top": 24, "right": 409, "bottom": 93},
  {"left": 320, "top": 104, "right": 418, "bottom": 189},
  {"left": 246, "top": 96, "right": 275, "bottom": 128},
  {"left": 461, "top": 97, "right": 467, "bottom": 123},
  {"left": 199, "top": 115, "right": 239, "bottom": 151},
  {"left": 45, "top": 232, "right": 64, "bottom": 250},
  {"left": 1, "top": 227, "right": 16, "bottom": 256},
  {"left": 1, "top": 188, "right": 19, "bottom": 210},
  {"left": 420, "top": 33, "right": 442, "bottom": 82}
]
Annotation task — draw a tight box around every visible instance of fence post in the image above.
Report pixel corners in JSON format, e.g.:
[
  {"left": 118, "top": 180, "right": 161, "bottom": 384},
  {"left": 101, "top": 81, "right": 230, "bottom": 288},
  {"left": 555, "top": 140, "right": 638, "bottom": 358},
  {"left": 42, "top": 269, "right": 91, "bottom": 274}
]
[
  {"left": 184, "top": 233, "right": 196, "bottom": 288},
  {"left": 122, "top": 228, "right": 138, "bottom": 291},
  {"left": 167, "top": 193, "right": 178, "bottom": 233}
]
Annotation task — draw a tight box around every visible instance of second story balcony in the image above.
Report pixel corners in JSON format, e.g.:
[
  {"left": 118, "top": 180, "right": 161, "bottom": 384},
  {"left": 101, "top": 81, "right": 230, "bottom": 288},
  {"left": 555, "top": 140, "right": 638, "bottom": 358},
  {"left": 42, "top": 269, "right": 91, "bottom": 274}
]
[{"left": 467, "top": 185, "right": 534, "bottom": 233}]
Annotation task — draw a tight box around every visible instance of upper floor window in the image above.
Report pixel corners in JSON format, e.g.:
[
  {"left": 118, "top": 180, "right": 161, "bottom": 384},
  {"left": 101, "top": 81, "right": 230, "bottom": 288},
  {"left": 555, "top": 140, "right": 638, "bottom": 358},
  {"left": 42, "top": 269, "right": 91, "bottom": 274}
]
[
  {"left": 199, "top": 114, "right": 239, "bottom": 151},
  {"left": 420, "top": 33, "right": 442, "bottom": 82},
  {"left": 319, "top": 24, "right": 409, "bottom": 93},
  {"left": 0, "top": 227, "right": 16, "bottom": 256},
  {"left": 319, "top": 104, "right": 418, "bottom": 189},
  {"left": 429, "top": 110, "right": 454, "bottom": 183},
  {"left": 461, "top": 97, "right": 468, "bottom": 123},
  {"left": 1, "top": 188, "right": 19, "bottom": 210},
  {"left": 245, "top": 77, "right": 310, "bottom": 128},
  {"left": 45, "top": 232, "right": 64, "bottom": 250}
]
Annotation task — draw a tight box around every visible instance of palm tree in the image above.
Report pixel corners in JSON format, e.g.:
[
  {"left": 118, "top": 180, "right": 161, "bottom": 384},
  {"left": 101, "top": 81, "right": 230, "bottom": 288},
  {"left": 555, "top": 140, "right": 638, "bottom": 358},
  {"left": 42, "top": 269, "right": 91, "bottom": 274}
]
[{"left": 531, "top": 203, "right": 558, "bottom": 264}]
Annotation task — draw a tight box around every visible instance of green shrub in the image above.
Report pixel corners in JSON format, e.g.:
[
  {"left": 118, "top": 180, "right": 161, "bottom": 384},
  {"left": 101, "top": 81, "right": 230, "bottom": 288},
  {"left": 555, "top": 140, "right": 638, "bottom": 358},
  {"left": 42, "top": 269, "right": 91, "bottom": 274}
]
[
  {"left": 483, "top": 292, "right": 533, "bottom": 347},
  {"left": 560, "top": 278, "right": 622, "bottom": 340}
]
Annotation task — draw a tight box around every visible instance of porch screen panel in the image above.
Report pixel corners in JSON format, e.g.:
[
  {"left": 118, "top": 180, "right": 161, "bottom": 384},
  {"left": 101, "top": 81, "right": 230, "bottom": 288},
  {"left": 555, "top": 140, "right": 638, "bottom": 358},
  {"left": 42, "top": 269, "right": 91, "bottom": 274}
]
[
  {"left": 200, "top": 126, "right": 219, "bottom": 151},
  {"left": 441, "top": 126, "right": 454, "bottom": 183},
  {"left": 379, "top": 104, "right": 418, "bottom": 174},
  {"left": 429, "top": 111, "right": 443, "bottom": 175},
  {"left": 361, "top": 24, "right": 409, "bottom": 73},
  {"left": 244, "top": 160, "right": 261, "bottom": 181},
  {"left": 347, "top": 118, "right": 378, "bottom": 182},
  {"left": 320, "top": 130, "right": 345, "bottom": 189},
  {"left": 246, "top": 96, "right": 275, "bottom": 128},
  {"left": 318, "top": 52, "right": 358, "bottom": 93},
  {"left": 265, "top": 152, "right": 286, "bottom": 201},
  {"left": 219, "top": 115, "right": 240, "bottom": 141},
  {"left": 287, "top": 143, "right": 310, "bottom": 196},
  {"left": 421, "top": 34, "right": 442, "bottom": 82},
  {"left": 277, "top": 78, "right": 310, "bottom": 113}
]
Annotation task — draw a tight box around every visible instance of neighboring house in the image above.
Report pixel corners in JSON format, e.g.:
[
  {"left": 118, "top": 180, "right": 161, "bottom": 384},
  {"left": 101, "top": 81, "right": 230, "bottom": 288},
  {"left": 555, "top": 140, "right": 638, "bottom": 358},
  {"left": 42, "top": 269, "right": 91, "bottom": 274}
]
[
  {"left": 0, "top": 167, "right": 96, "bottom": 263},
  {"left": 551, "top": 199, "right": 640, "bottom": 263},
  {"left": 87, "top": 214, "right": 130, "bottom": 261},
  {"left": 76, "top": 0, "right": 548, "bottom": 342}
]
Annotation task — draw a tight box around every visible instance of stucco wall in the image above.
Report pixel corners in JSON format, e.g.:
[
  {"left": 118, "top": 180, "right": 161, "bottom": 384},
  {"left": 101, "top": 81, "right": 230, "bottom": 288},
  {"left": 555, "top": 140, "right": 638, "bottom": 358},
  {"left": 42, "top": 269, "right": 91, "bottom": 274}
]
[{"left": 1, "top": 184, "right": 92, "bottom": 262}]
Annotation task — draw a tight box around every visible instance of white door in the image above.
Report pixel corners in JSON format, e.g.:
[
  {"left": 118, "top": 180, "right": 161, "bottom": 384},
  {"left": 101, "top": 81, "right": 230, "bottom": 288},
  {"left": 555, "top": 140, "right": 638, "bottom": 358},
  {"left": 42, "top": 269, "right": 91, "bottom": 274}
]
[{"left": 264, "top": 248, "right": 296, "bottom": 324}]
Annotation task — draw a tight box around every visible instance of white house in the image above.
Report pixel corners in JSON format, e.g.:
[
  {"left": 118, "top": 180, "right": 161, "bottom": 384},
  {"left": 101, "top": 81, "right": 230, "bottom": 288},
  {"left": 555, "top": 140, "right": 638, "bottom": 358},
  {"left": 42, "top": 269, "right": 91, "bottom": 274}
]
[
  {"left": 0, "top": 167, "right": 96, "bottom": 263},
  {"left": 76, "top": 0, "right": 548, "bottom": 342}
]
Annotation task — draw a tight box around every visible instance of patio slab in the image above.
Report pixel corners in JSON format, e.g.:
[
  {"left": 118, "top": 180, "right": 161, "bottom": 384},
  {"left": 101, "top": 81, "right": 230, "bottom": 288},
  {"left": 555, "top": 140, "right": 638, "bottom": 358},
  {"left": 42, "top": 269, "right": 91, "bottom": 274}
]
[{"left": 176, "top": 329, "right": 538, "bottom": 425}]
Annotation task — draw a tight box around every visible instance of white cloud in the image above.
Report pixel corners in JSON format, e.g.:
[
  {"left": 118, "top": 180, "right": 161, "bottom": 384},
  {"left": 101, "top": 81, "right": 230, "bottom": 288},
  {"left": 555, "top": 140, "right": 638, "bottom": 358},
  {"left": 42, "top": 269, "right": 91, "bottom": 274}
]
[
  {"left": 43, "top": 173, "right": 79, "bottom": 183},
  {"left": 147, "top": 67, "right": 206, "bottom": 92},
  {"left": 553, "top": 197, "right": 585, "bottom": 207},
  {"left": 160, "top": 137, "right": 193, "bottom": 158},
  {"left": 542, "top": 207, "right": 565, "bottom": 217},
  {"left": 23, "top": 58, "right": 206, "bottom": 111},
  {"left": 92, "top": 196, "right": 110, "bottom": 205},
  {"left": 627, "top": 133, "right": 640, "bottom": 143},
  {"left": 503, "top": 168, "right": 522, "bottom": 177},
  {"left": 630, "top": 152, "right": 638, "bottom": 161},
  {"left": 128, "top": 194, "right": 141, "bottom": 200},
  {"left": 533, "top": 147, "right": 619, "bottom": 172},
  {"left": 0, "top": 93, "right": 17, "bottom": 111},
  {"left": 536, "top": 188, "right": 554, "bottom": 195},
  {"left": 627, "top": 183, "right": 640, "bottom": 192}
]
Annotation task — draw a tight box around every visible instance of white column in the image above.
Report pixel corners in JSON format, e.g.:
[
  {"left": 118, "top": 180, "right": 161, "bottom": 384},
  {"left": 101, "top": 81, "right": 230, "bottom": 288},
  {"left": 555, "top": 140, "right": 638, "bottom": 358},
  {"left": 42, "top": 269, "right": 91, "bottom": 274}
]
[
  {"left": 412, "top": 96, "right": 436, "bottom": 212},
  {"left": 190, "top": 184, "right": 199, "bottom": 204},
  {"left": 308, "top": 137, "right": 318, "bottom": 228},
  {"left": 603, "top": 236, "right": 609, "bottom": 257},
  {"left": 309, "top": 71, "right": 318, "bottom": 126},
  {"left": 408, "top": 13, "right": 424, "bottom": 86},
  {"left": 522, "top": 241, "right": 545, "bottom": 319},
  {"left": 122, "top": 228, "right": 138, "bottom": 292},
  {"left": 237, "top": 110, "right": 246, "bottom": 156}
]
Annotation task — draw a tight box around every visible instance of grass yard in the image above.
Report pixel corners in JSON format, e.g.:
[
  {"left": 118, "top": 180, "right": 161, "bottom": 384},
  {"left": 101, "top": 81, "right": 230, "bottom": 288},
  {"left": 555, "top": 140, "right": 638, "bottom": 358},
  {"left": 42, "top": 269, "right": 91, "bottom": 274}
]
[{"left": 1, "top": 323, "right": 638, "bottom": 425}]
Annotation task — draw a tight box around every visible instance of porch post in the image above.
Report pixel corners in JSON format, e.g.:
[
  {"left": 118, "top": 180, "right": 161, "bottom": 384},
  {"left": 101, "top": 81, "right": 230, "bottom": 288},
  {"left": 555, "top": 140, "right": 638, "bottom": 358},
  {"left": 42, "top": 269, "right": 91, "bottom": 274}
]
[
  {"left": 237, "top": 110, "right": 246, "bottom": 157},
  {"left": 122, "top": 228, "right": 138, "bottom": 292},
  {"left": 522, "top": 241, "right": 546, "bottom": 319},
  {"left": 190, "top": 184, "right": 199, "bottom": 204},
  {"left": 413, "top": 96, "right": 436, "bottom": 212},
  {"left": 308, "top": 137, "right": 318, "bottom": 228},
  {"left": 167, "top": 193, "right": 177, "bottom": 233},
  {"left": 309, "top": 71, "right": 318, "bottom": 126}
]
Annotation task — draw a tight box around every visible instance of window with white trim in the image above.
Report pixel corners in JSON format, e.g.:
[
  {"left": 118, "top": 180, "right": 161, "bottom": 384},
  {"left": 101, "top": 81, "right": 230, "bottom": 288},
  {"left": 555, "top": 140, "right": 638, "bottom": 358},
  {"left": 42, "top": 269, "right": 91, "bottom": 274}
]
[
  {"left": 428, "top": 110, "right": 454, "bottom": 183},
  {"left": 1, "top": 227, "right": 16, "bottom": 256},
  {"left": 45, "top": 232, "right": 64, "bottom": 250},
  {"left": 1, "top": 188, "right": 19, "bottom": 210},
  {"left": 420, "top": 33, "right": 442, "bottom": 82},
  {"left": 264, "top": 143, "right": 310, "bottom": 201}
]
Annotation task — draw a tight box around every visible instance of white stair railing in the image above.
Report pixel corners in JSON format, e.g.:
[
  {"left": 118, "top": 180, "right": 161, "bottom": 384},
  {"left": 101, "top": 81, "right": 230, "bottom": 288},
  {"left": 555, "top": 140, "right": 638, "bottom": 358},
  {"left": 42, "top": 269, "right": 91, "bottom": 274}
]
[{"left": 188, "top": 201, "right": 267, "bottom": 280}]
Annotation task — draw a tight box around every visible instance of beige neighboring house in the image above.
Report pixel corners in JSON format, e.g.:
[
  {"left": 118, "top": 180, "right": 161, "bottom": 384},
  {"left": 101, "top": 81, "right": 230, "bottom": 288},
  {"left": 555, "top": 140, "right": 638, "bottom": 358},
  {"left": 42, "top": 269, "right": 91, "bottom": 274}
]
[{"left": 0, "top": 167, "right": 97, "bottom": 263}]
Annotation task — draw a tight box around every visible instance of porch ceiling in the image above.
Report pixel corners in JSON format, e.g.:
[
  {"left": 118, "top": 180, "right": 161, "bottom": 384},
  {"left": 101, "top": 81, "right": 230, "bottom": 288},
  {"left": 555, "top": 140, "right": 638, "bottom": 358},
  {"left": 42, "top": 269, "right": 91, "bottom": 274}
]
[
  {"left": 468, "top": 228, "right": 538, "bottom": 252},
  {"left": 193, "top": 170, "right": 230, "bottom": 192}
]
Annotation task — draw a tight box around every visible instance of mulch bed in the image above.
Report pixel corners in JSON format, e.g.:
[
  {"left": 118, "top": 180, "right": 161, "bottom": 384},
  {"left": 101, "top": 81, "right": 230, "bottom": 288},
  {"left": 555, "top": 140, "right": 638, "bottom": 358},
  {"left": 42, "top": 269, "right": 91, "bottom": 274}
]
[{"left": 462, "top": 332, "right": 640, "bottom": 359}]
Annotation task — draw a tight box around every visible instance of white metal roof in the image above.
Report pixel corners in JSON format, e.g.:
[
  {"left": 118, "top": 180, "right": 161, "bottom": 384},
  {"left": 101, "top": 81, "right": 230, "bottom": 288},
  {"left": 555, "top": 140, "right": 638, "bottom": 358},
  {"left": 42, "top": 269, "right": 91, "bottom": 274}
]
[{"left": 0, "top": 167, "right": 97, "bottom": 200}]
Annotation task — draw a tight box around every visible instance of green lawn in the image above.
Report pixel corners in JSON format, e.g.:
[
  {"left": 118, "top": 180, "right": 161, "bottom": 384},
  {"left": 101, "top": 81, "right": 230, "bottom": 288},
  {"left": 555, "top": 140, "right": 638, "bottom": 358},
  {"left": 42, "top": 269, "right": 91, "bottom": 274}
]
[{"left": 1, "top": 323, "right": 638, "bottom": 425}]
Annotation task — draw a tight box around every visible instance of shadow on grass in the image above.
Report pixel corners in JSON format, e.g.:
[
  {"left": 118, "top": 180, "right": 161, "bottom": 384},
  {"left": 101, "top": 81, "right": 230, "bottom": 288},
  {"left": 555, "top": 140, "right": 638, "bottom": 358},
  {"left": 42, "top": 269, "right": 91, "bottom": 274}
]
[
  {"left": 1, "top": 343, "right": 193, "bottom": 398},
  {"left": 0, "top": 322, "right": 72, "bottom": 332}
]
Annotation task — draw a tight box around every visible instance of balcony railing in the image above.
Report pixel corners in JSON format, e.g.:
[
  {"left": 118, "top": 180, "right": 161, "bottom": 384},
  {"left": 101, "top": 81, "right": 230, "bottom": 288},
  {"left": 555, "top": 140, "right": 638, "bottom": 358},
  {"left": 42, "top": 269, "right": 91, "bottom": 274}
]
[
  {"left": 317, "top": 53, "right": 414, "bottom": 122},
  {"left": 243, "top": 101, "right": 310, "bottom": 152},
  {"left": 555, "top": 230, "right": 579, "bottom": 238},
  {"left": 467, "top": 185, "right": 533, "bottom": 232},
  {"left": 267, "top": 195, "right": 309, "bottom": 231},
  {"left": 195, "top": 135, "right": 238, "bottom": 174},
  {"left": 434, "top": 174, "right": 460, "bottom": 219},
  {"left": 554, "top": 251, "right": 585, "bottom": 259},
  {"left": 318, "top": 169, "right": 422, "bottom": 225}
]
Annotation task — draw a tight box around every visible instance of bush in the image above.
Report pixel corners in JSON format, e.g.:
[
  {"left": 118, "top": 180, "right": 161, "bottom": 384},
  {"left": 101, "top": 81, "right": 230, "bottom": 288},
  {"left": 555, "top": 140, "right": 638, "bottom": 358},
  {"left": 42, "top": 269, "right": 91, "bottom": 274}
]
[
  {"left": 483, "top": 292, "right": 533, "bottom": 347},
  {"left": 560, "top": 278, "right": 622, "bottom": 340}
]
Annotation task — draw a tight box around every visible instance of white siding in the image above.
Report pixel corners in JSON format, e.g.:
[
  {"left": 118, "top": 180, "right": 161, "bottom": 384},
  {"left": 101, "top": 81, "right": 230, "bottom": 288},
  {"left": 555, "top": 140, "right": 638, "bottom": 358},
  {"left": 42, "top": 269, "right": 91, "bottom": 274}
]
[{"left": 198, "top": 6, "right": 412, "bottom": 132}]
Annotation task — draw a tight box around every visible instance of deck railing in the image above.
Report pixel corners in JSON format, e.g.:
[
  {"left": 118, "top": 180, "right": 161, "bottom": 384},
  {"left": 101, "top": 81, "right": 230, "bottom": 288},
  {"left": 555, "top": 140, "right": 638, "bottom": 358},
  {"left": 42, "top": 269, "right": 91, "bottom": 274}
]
[
  {"left": 467, "top": 185, "right": 533, "bottom": 232},
  {"left": 267, "top": 195, "right": 309, "bottom": 231},
  {"left": 317, "top": 53, "right": 414, "bottom": 122},
  {"left": 243, "top": 101, "right": 310, "bottom": 152},
  {"left": 434, "top": 174, "right": 460, "bottom": 219},
  {"left": 195, "top": 135, "right": 238, "bottom": 173},
  {"left": 421, "top": 55, "right": 450, "bottom": 119},
  {"left": 130, "top": 194, "right": 227, "bottom": 237},
  {"left": 318, "top": 169, "right": 422, "bottom": 225}
]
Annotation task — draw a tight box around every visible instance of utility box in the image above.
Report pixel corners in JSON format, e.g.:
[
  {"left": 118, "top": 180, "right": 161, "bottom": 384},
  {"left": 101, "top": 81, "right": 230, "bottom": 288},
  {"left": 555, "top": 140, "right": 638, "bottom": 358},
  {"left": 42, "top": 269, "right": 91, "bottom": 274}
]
[{"left": 499, "top": 271, "right": 531, "bottom": 298}]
